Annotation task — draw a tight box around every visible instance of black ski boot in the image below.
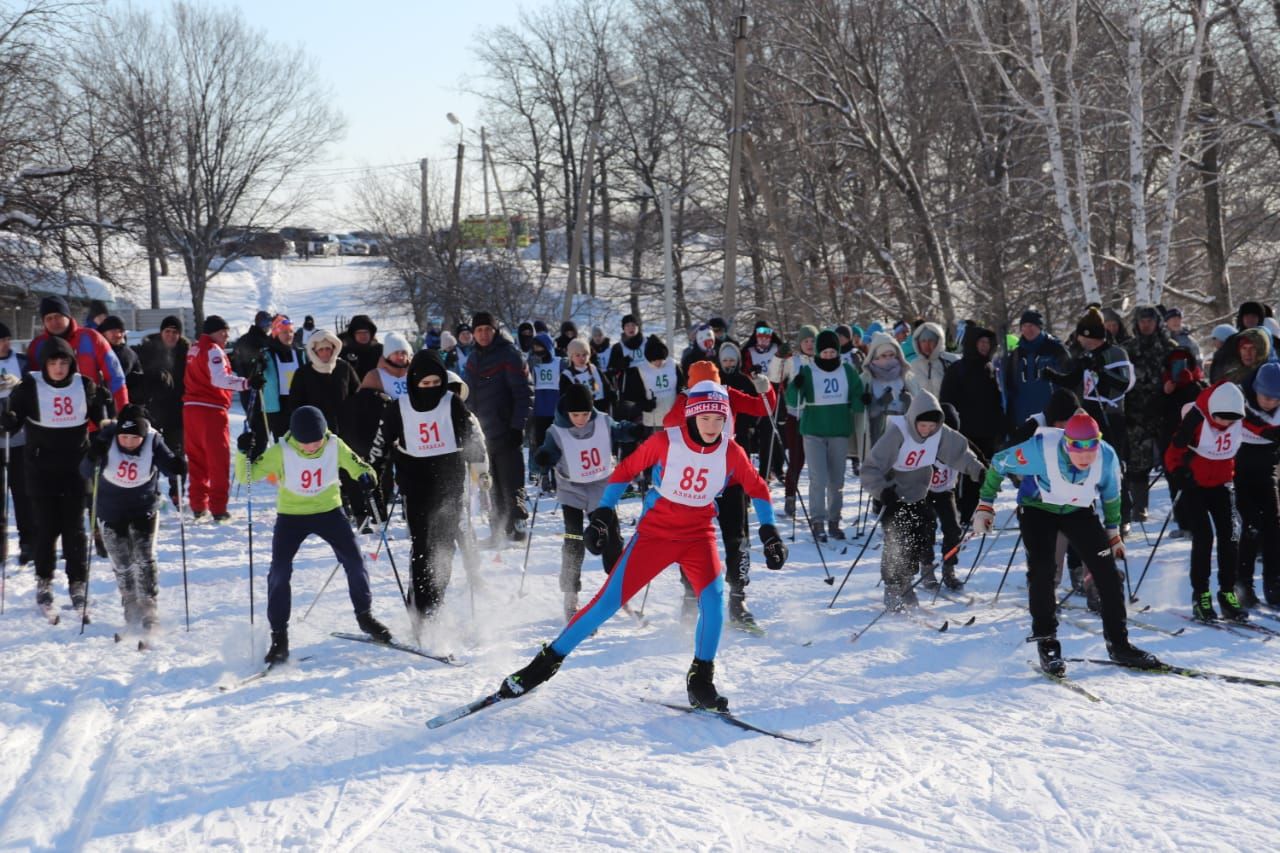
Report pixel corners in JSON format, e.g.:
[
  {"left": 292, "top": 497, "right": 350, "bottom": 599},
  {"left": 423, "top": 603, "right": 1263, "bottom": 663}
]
[
  {"left": 356, "top": 611, "right": 393, "bottom": 643},
  {"left": 36, "top": 578, "right": 53, "bottom": 608},
  {"left": 1084, "top": 572, "right": 1101, "bottom": 613},
  {"left": 499, "top": 644, "right": 564, "bottom": 697},
  {"left": 783, "top": 495, "right": 796, "bottom": 518},
  {"left": 884, "top": 582, "right": 917, "bottom": 612},
  {"left": 1217, "top": 589, "right": 1249, "bottom": 622},
  {"left": 728, "top": 591, "right": 757, "bottom": 628},
  {"left": 1106, "top": 638, "right": 1162, "bottom": 669},
  {"left": 827, "top": 521, "right": 846, "bottom": 541},
  {"left": 686, "top": 658, "right": 729, "bottom": 711},
  {"left": 1235, "top": 582, "right": 1261, "bottom": 609},
  {"left": 810, "top": 522, "right": 828, "bottom": 544},
  {"left": 919, "top": 562, "right": 940, "bottom": 591},
  {"left": 69, "top": 582, "right": 88, "bottom": 613},
  {"left": 941, "top": 564, "right": 964, "bottom": 590},
  {"left": 264, "top": 630, "right": 289, "bottom": 664},
  {"left": 1037, "top": 638, "right": 1065, "bottom": 677}
]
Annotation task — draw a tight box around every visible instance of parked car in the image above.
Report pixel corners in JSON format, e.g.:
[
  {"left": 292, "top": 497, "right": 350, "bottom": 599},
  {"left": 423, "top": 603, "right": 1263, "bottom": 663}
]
[
  {"left": 219, "top": 230, "right": 288, "bottom": 260},
  {"left": 337, "top": 234, "right": 369, "bottom": 256},
  {"left": 309, "top": 233, "right": 341, "bottom": 256},
  {"left": 351, "top": 231, "right": 383, "bottom": 255}
]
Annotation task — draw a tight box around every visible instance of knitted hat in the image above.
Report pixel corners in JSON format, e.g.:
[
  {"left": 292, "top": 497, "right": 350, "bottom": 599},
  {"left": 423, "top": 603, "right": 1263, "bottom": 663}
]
[
  {"left": 472, "top": 312, "right": 496, "bottom": 330},
  {"left": 1211, "top": 324, "right": 1236, "bottom": 344},
  {"left": 533, "top": 320, "right": 549, "bottom": 333},
  {"left": 39, "top": 295, "right": 71, "bottom": 318},
  {"left": 684, "top": 380, "right": 731, "bottom": 419},
  {"left": 850, "top": 324, "right": 864, "bottom": 340},
  {"left": 254, "top": 310, "right": 273, "bottom": 330},
  {"left": 621, "top": 313, "right": 638, "bottom": 328},
  {"left": 687, "top": 360, "right": 720, "bottom": 386},
  {"left": 562, "top": 382, "right": 594, "bottom": 413},
  {"left": 1064, "top": 409, "right": 1101, "bottom": 442},
  {"left": 1208, "top": 382, "right": 1245, "bottom": 419},
  {"left": 795, "top": 324, "right": 819, "bottom": 344},
  {"left": 1075, "top": 307, "right": 1107, "bottom": 341},
  {"left": 455, "top": 322, "right": 472, "bottom": 335},
  {"left": 270, "top": 314, "right": 293, "bottom": 337},
  {"left": 835, "top": 324, "right": 853, "bottom": 341},
  {"left": 560, "top": 320, "right": 577, "bottom": 335},
  {"left": 1164, "top": 307, "right": 1183, "bottom": 320},
  {"left": 693, "top": 324, "right": 716, "bottom": 351},
  {"left": 1254, "top": 363, "right": 1280, "bottom": 399},
  {"left": 816, "top": 329, "right": 841, "bottom": 353},
  {"left": 708, "top": 316, "right": 728, "bottom": 331},
  {"left": 289, "top": 405, "right": 328, "bottom": 443},
  {"left": 383, "top": 332, "right": 412, "bottom": 358},
  {"left": 347, "top": 314, "right": 377, "bottom": 336},
  {"left": 160, "top": 315, "right": 183, "bottom": 333},
  {"left": 202, "top": 315, "right": 229, "bottom": 334},
  {"left": 439, "top": 330, "right": 457, "bottom": 350},
  {"left": 89, "top": 299, "right": 109, "bottom": 318},
  {"left": 116, "top": 404, "right": 150, "bottom": 437},
  {"left": 566, "top": 338, "right": 590, "bottom": 357},
  {"left": 1020, "top": 309, "right": 1044, "bottom": 328},
  {"left": 643, "top": 334, "right": 668, "bottom": 362},
  {"left": 0, "top": 321, "right": 10, "bottom": 339},
  {"left": 97, "top": 315, "right": 126, "bottom": 334},
  {"left": 1135, "top": 305, "right": 1161, "bottom": 322}
]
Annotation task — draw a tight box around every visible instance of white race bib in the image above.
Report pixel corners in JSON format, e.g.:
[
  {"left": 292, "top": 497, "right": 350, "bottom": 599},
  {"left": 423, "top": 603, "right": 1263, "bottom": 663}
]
[
  {"left": 656, "top": 427, "right": 728, "bottom": 507},
  {"left": 398, "top": 392, "right": 458, "bottom": 458},
  {"left": 812, "top": 364, "right": 849, "bottom": 405},
  {"left": 565, "top": 365, "right": 605, "bottom": 400},
  {"left": 380, "top": 368, "right": 409, "bottom": 400},
  {"left": 1036, "top": 428, "right": 1102, "bottom": 507},
  {"left": 1193, "top": 416, "right": 1243, "bottom": 460},
  {"left": 282, "top": 440, "right": 340, "bottom": 496},
  {"left": 890, "top": 417, "right": 941, "bottom": 472},
  {"left": 533, "top": 358, "right": 561, "bottom": 391},
  {"left": 929, "top": 463, "right": 956, "bottom": 493},
  {"left": 275, "top": 353, "right": 299, "bottom": 396},
  {"left": 750, "top": 345, "right": 776, "bottom": 375},
  {"left": 34, "top": 374, "right": 87, "bottom": 429},
  {"left": 639, "top": 361, "right": 678, "bottom": 404},
  {"left": 103, "top": 434, "right": 156, "bottom": 489},
  {"left": 555, "top": 419, "right": 613, "bottom": 483}
]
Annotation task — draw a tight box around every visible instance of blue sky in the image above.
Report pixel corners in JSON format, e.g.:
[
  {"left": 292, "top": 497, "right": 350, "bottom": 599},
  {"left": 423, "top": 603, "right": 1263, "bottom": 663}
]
[{"left": 130, "top": 0, "right": 546, "bottom": 227}]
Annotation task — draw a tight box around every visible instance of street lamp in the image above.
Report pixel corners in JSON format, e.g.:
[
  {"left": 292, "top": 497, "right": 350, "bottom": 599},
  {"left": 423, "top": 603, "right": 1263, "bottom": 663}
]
[{"left": 445, "top": 114, "right": 464, "bottom": 254}]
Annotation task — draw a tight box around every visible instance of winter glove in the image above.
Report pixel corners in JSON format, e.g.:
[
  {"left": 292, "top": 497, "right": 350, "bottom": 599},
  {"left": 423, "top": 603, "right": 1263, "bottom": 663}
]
[
  {"left": 1105, "top": 526, "right": 1125, "bottom": 560},
  {"left": 0, "top": 373, "right": 19, "bottom": 393},
  {"left": 879, "top": 486, "right": 900, "bottom": 511},
  {"left": 777, "top": 342, "right": 792, "bottom": 359},
  {"left": 584, "top": 506, "right": 620, "bottom": 556},
  {"left": 759, "top": 523, "right": 788, "bottom": 570},
  {"left": 236, "top": 431, "right": 260, "bottom": 460},
  {"left": 248, "top": 371, "right": 266, "bottom": 390},
  {"left": 532, "top": 447, "right": 555, "bottom": 469},
  {"left": 358, "top": 472, "right": 376, "bottom": 493},
  {"left": 172, "top": 456, "right": 189, "bottom": 478},
  {"left": 641, "top": 395, "right": 657, "bottom": 412},
  {"left": 1167, "top": 466, "right": 1192, "bottom": 490},
  {"left": 861, "top": 390, "right": 872, "bottom": 407},
  {"left": 751, "top": 372, "right": 771, "bottom": 394},
  {"left": 971, "top": 503, "right": 996, "bottom": 535},
  {"left": 0, "top": 408, "right": 17, "bottom": 433}
]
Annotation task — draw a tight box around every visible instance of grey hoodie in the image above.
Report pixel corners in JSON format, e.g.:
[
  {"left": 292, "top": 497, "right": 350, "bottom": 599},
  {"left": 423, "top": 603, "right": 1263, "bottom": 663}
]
[
  {"left": 859, "top": 389, "right": 985, "bottom": 504},
  {"left": 537, "top": 403, "right": 626, "bottom": 512}
]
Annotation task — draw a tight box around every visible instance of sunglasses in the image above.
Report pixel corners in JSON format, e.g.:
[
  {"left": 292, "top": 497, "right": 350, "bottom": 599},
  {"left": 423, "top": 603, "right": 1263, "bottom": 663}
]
[{"left": 1063, "top": 437, "right": 1100, "bottom": 451}]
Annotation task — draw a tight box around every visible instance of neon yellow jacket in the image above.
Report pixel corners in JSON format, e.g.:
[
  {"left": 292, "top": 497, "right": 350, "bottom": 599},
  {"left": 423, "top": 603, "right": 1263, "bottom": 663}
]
[{"left": 236, "top": 433, "right": 374, "bottom": 515}]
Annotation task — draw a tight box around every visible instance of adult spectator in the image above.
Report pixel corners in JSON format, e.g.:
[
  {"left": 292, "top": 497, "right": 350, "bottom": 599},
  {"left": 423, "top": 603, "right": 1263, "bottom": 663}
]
[
  {"left": 96, "top": 315, "right": 145, "bottom": 404},
  {"left": 261, "top": 315, "right": 304, "bottom": 439},
  {"left": 940, "top": 325, "right": 1004, "bottom": 520},
  {"left": 1163, "top": 307, "right": 1200, "bottom": 363},
  {"left": 357, "top": 332, "right": 412, "bottom": 400},
  {"left": 231, "top": 310, "right": 273, "bottom": 378},
  {"left": 452, "top": 323, "right": 475, "bottom": 373},
  {"left": 1210, "top": 327, "right": 1271, "bottom": 384},
  {"left": 298, "top": 315, "right": 318, "bottom": 350},
  {"left": 337, "top": 314, "right": 382, "bottom": 378},
  {"left": 605, "top": 314, "right": 645, "bottom": 388},
  {"left": 554, "top": 321, "right": 578, "bottom": 357},
  {"left": 1124, "top": 306, "right": 1176, "bottom": 520},
  {"left": 906, "top": 321, "right": 956, "bottom": 399},
  {"left": 464, "top": 311, "right": 533, "bottom": 545},
  {"left": 0, "top": 322, "right": 34, "bottom": 563},
  {"left": 516, "top": 322, "right": 536, "bottom": 354},
  {"left": 1102, "top": 307, "right": 1131, "bottom": 346},
  {"left": 184, "top": 315, "right": 255, "bottom": 522},
  {"left": 27, "top": 295, "right": 129, "bottom": 413},
  {"left": 770, "top": 324, "right": 817, "bottom": 517},
  {"left": 135, "top": 315, "right": 189, "bottom": 504},
  {"left": 84, "top": 299, "right": 110, "bottom": 331},
  {"left": 289, "top": 329, "right": 360, "bottom": 429},
  {"left": 1237, "top": 300, "right": 1266, "bottom": 330},
  {"left": 708, "top": 316, "right": 736, "bottom": 349},
  {"left": 1001, "top": 309, "right": 1070, "bottom": 434}
]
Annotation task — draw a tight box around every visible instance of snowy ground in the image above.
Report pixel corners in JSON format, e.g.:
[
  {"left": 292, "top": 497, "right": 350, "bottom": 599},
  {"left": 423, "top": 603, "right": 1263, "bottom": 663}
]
[{"left": 0, "top": 433, "right": 1277, "bottom": 850}]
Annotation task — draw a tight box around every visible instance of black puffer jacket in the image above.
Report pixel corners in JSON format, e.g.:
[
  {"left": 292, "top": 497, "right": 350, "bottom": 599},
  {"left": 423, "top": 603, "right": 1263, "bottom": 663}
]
[
  {"left": 463, "top": 334, "right": 532, "bottom": 440},
  {"left": 337, "top": 314, "right": 383, "bottom": 379},
  {"left": 134, "top": 332, "right": 188, "bottom": 435},
  {"left": 939, "top": 326, "right": 1004, "bottom": 442}
]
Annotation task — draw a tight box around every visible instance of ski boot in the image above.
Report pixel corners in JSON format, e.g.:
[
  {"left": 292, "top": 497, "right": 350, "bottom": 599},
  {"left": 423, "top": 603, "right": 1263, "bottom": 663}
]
[
  {"left": 264, "top": 630, "right": 289, "bottom": 664},
  {"left": 1037, "top": 637, "right": 1065, "bottom": 677},
  {"left": 1266, "top": 579, "right": 1280, "bottom": 608},
  {"left": 499, "top": 644, "right": 564, "bottom": 697},
  {"left": 1083, "top": 572, "right": 1101, "bottom": 614},
  {"left": 728, "top": 591, "right": 758, "bottom": 629},
  {"left": 941, "top": 564, "right": 964, "bottom": 591},
  {"left": 93, "top": 527, "right": 108, "bottom": 559},
  {"left": 919, "top": 562, "right": 940, "bottom": 591},
  {"left": 190, "top": 510, "right": 211, "bottom": 524},
  {"left": 356, "top": 610, "right": 393, "bottom": 643},
  {"left": 686, "top": 658, "right": 729, "bottom": 711},
  {"left": 1235, "top": 581, "right": 1261, "bottom": 610},
  {"left": 1106, "top": 637, "right": 1162, "bottom": 669},
  {"left": 827, "top": 521, "right": 846, "bottom": 541},
  {"left": 18, "top": 544, "right": 33, "bottom": 565},
  {"left": 213, "top": 512, "right": 232, "bottom": 524},
  {"left": 563, "top": 591, "right": 579, "bottom": 623},
  {"left": 69, "top": 582, "right": 88, "bottom": 614},
  {"left": 1217, "top": 589, "right": 1249, "bottom": 622},
  {"left": 1192, "top": 590, "right": 1217, "bottom": 622},
  {"left": 810, "top": 522, "right": 828, "bottom": 544},
  {"left": 783, "top": 495, "right": 796, "bottom": 518},
  {"left": 36, "top": 577, "right": 53, "bottom": 608},
  {"left": 884, "top": 582, "right": 917, "bottom": 612}
]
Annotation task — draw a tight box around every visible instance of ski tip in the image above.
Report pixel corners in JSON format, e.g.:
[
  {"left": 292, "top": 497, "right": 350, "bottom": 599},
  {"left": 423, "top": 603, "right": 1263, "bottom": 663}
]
[{"left": 963, "top": 615, "right": 977, "bottom": 626}]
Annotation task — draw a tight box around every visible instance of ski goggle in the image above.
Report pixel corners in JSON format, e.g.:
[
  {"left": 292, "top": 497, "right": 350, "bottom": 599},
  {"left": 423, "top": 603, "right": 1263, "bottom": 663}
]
[
  {"left": 1063, "top": 436, "right": 1101, "bottom": 452},
  {"left": 755, "top": 326, "right": 772, "bottom": 335}
]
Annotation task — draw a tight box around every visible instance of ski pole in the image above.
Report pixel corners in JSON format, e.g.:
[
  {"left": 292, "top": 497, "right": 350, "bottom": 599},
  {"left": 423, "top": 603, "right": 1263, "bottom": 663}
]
[
  {"left": 82, "top": 464, "right": 101, "bottom": 634},
  {"left": 517, "top": 490, "right": 542, "bottom": 598},
  {"left": 965, "top": 507, "right": 1018, "bottom": 583},
  {"left": 850, "top": 574, "right": 927, "bottom": 644},
  {"left": 991, "top": 531, "right": 1023, "bottom": 606},
  {"left": 1, "top": 429, "right": 7, "bottom": 615},
  {"left": 461, "top": 477, "right": 479, "bottom": 620},
  {"left": 829, "top": 508, "right": 884, "bottom": 608},
  {"left": 961, "top": 533, "right": 986, "bottom": 585},
  {"left": 1131, "top": 492, "right": 1177, "bottom": 602},
  {"left": 178, "top": 475, "right": 190, "bottom": 631},
  {"left": 366, "top": 489, "right": 407, "bottom": 605},
  {"left": 760, "top": 392, "right": 833, "bottom": 585},
  {"left": 243, "top": 389, "right": 259, "bottom": 626},
  {"left": 931, "top": 523, "right": 973, "bottom": 605}
]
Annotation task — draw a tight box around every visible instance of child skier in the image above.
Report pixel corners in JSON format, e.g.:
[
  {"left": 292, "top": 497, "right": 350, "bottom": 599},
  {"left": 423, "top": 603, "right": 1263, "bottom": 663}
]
[
  {"left": 561, "top": 338, "right": 613, "bottom": 413},
  {"left": 620, "top": 334, "right": 682, "bottom": 444},
  {"left": 921, "top": 403, "right": 970, "bottom": 591},
  {"left": 974, "top": 409, "right": 1159, "bottom": 675},
  {"left": 497, "top": 381, "right": 789, "bottom": 710},
  {"left": 83, "top": 404, "right": 186, "bottom": 635},
  {"left": 236, "top": 405, "right": 394, "bottom": 662},
  {"left": 532, "top": 382, "right": 635, "bottom": 620},
  {"left": 527, "top": 332, "right": 560, "bottom": 488},
  {"left": 378, "top": 350, "right": 486, "bottom": 631},
  {"left": 860, "top": 391, "right": 985, "bottom": 610},
  {"left": 1164, "top": 381, "right": 1253, "bottom": 622}
]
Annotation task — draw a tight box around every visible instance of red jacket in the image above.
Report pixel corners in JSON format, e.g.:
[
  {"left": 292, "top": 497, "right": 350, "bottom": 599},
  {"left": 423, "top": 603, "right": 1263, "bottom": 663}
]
[
  {"left": 1164, "top": 382, "right": 1268, "bottom": 487},
  {"left": 28, "top": 319, "right": 128, "bottom": 412},
  {"left": 184, "top": 334, "right": 248, "bottom": 410}
]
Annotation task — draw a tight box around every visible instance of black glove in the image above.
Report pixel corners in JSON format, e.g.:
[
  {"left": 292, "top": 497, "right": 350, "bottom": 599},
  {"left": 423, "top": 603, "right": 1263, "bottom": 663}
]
[
  {"left": 248, "top": 372, "right": 266, "bottom": 390},
  {"left": 879, "top": 486, "right": 900, "bottom": 510},
  {"left": 641, "top": 396, "right": 657, "bottom": 412},
  {"left": 0, "top": 409, "right": 17, "bottom": 433},
  {"left": 172, "top": 456, "right": 188, "bottom": 478},
  {"left": 532, "top": 447, "right": 555, "bottom": 469},
  {"left": 583, "top": 506, "right": 619, "bottom": 556},
  {"left": 777, "top": 342, "right": 792, "bottom": 358},
  {"left": 861, "top": 391, "right": 872, "bottom": 406},
  {"left": 759, "top": 523, "right": 788, "bottom": 571},
  {"left": 86, "top": 431, "right": 110, "bottom": 464},
  {"left": 1167, "top": 466, "right": 1192, "bottom": 490},
  {"left": 1043, "top": 367, "right": 1070, "bottom": 386},
  {"left": 236, "top": 431, "right": 260, "bottom": 460},
  {"left": 358, "top": 472, "right": 376, "bottom": 493}
]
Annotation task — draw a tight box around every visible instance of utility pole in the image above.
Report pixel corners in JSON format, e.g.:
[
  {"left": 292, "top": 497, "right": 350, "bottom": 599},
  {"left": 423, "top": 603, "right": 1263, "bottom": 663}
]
[
  {"left": 561, "top": 112, "right": 601, "bottom": 323},
  {"left": 451, "top": 140, "right": 465, "bottom": 258},
  {"left": 661, "top": 189, "right": 675, "bottom": 349},
  {"left": 486, "top": 144, "right": 512, "bottom": 250},
  {"left": 480, "top": 127, "right": 492, "bottom": 253},
  {"left": 419, "top": 158, "right": 429, "bottom": 237},
  {"left": 721, "top": 14, "right": 748, "bottom": 324}
]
